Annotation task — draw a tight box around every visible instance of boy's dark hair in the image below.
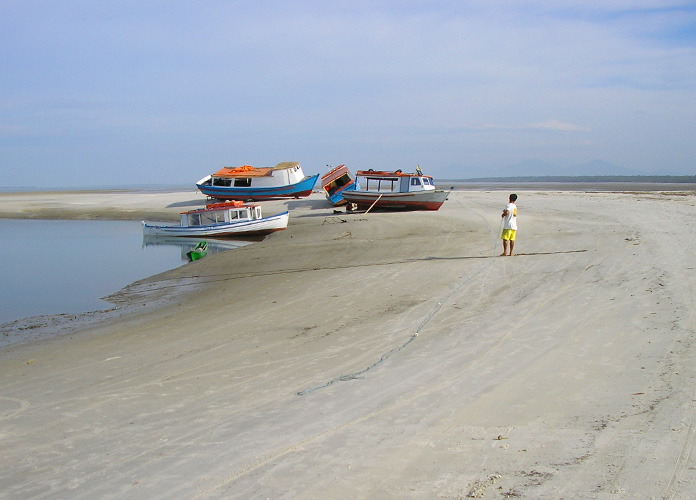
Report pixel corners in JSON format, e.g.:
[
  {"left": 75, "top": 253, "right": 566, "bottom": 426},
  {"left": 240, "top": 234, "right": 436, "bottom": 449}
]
[{"left": 510, "top": 193, "right": 518, "bottom": 202}]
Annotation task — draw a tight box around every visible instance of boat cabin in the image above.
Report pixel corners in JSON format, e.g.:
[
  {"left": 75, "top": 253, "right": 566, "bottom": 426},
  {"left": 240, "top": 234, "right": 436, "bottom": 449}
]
[
  {"left": 321, "top": 165, "right": 356, "bottom": 197},
  {"left": 197, "top": 162, "right": 305, "bottom": 189},
  {"left": 180, "top": 201, "right": 262, "bottom": 227},
  {"left": 355, "top": 170, "right": 436, "bottom": 193}
]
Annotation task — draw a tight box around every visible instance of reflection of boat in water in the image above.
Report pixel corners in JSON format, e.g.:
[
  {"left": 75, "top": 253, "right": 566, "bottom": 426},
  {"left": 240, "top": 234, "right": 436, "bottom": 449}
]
[
  {"left": 142, "top": 201, "right": 289, "bottom": 237},
  {"left": 186, "top": 241, "right": 208, "bottom": 261},
  {"left": 321, "top": 164, "right": 358, "bottom": 206},
  {"left": 196, "top": 161, "right": 319, "bottom": 201},
  {"left": 143, "top": 235, "right": 258, "bottom": 261},
  {"left": 342, "top": 168, "right": 449, "bottom": 211}
]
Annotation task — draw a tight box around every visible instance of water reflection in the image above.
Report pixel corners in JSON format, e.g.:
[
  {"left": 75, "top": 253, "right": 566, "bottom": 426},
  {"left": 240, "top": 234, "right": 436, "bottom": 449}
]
[
  {"left": 142, "top": 235, "right": 262, "bottom": 261},
  {"left": 0, "top": 219, "right": 265, "bottom": 325}
]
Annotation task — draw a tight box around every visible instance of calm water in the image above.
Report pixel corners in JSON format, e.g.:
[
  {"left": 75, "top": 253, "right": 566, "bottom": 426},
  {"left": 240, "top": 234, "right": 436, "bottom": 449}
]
[{"left": 0, "top": 220, "right": 248, "bottom": 325}]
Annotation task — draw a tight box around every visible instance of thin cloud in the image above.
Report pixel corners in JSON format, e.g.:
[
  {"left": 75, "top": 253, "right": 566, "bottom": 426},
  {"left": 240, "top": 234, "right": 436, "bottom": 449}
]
[
  {"left": 527, "top": 120, "right": 591, "bottom": 132},
  {"left": 472, "top": 120, "right": 590, "bottom": 132}
]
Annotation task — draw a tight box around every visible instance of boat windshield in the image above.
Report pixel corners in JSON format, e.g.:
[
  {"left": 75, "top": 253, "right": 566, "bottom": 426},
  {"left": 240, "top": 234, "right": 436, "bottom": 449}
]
[
  {"left": 188, "top": 210, "right": 225, "bottom": 226},
  {"left": 360, "top": 176, "right": 399, "bottom": 192}
]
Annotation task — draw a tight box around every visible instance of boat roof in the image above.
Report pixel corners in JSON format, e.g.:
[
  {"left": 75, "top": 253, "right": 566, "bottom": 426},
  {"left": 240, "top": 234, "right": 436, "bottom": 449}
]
[
  {"left": 272, "top": 161, "right": 300, "bottom": 170},
  {"left": 212, "top": 161, "right": 300, "bottom": 178},
  {"left": 321, "top": 164, "right": 353, "bottom": 185},
  {"left": 356, "top": 170, "right": 433, "bottom": 179},
  {"left": 321, "top": 164, "right": 348, "bottom": 180},
  {"left": 181, "top": 200, "right": 258, "bottom": 215}
]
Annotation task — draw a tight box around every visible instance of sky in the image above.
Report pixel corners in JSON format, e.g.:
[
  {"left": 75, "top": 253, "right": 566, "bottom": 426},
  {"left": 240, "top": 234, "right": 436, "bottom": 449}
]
[{"left": 1, "top": 0, "right": 695, "bottom": 188}]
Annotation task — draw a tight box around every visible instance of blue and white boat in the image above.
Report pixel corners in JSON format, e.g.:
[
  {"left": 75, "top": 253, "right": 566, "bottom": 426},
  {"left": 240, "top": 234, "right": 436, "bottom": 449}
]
[
  {"left": 196, "top": 161, "right": 319, "bottom": 201},
  {"left": 321, "top": 164, "right": 359, "bottom": 206}
]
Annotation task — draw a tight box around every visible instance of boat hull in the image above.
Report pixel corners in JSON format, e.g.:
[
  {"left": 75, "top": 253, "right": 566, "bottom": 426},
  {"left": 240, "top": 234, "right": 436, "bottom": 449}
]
[
  {"left": 342, "top": 190, "right": 449, "bottom": 211},
  {"left": 197, "top": 175, "right": 319, "bottom": 201},
  {"left": 142, "top": 212, "right": 289, "bottom": 237}
]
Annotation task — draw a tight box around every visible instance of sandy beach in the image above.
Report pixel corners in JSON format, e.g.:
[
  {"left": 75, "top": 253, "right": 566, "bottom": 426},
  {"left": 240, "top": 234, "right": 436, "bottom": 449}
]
[{"left": 1, "top": 188, "right": 696, "bottom": 499}]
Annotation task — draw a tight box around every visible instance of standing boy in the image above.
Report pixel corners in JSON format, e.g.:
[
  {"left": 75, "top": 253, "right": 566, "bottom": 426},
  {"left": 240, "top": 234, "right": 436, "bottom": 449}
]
[{"left": 501, "top": 193, "right": 518, "bottom": 256}]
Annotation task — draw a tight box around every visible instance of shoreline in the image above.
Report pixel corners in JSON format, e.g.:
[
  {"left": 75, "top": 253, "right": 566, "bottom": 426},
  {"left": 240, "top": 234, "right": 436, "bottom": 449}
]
[
  {"left": 1, "top": 189, "right": 696, "bottom": 498},
  {"left": 0, "top": 190, "right": 333, "bottom": 346},
  {"left": 1, "top": 181, "right": 695, "bottom": 220}
]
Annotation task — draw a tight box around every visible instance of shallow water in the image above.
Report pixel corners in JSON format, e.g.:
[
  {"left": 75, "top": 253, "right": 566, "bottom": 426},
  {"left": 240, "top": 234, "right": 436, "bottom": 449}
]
[{"left": 0, "top": 220, "right": 248, "bottom": 324}]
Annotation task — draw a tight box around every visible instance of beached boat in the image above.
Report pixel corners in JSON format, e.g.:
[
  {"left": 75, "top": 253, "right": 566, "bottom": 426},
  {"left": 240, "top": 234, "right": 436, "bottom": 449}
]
[
  {"left": 341, "top": 168, "right": 449, "bottom": 211},
  {"left": 142, "top": 201, "right": 289, "bottom": 237},
  {"left": 320, "top": 164, "right": 359, "bottom": 206},
  {"left": 186, "top": 241, "right": 208, "bottom": 261},
  {"left": 196, "top": 161, "right": 319, "bottom": 201}
]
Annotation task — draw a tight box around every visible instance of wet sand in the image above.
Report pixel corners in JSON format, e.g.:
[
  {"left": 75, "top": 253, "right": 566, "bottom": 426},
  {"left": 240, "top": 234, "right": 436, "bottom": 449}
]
[{"left": 1, "top": 188, "right": 696, "bottom": 498}]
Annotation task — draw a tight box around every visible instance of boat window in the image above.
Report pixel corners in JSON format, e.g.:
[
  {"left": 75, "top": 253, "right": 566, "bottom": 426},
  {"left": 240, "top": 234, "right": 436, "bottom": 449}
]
[
  {"left": 201, "top": 212, "right": 218, "bottom": 225},
  {"left": 335, "top": 175, "right": 349, "bottom": 188},
  {"left": 234, "top": 178, "right": 252, "bottom": 187},
  {"left": 255, "top": 207, "right": 261, "bottom": 219},
  {"left": 362, "top": 177, "right": 397, "bottom": 192},
  {"left": 188, "top": 213, "right": 202, "bottom": 226},
  {"left": 230, "top": 210, "right": 239, "bottom": 220},
  {"left": 212, "top": 177, "right": 231, "bottom": 187},
  {"left": 411, "top": 178, "right": 422, "bottom": 186}
]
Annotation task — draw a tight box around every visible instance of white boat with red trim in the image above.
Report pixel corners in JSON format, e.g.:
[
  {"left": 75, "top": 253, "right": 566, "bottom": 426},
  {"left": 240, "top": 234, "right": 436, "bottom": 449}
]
[{"left": 142, "top": 201, "right": 289, "bottom": 237}]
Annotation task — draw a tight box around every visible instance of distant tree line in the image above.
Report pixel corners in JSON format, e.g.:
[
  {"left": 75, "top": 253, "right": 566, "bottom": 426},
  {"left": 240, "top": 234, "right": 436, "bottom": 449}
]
[{"left": 457, "top": 175, "right": 696, "bottom": 183}]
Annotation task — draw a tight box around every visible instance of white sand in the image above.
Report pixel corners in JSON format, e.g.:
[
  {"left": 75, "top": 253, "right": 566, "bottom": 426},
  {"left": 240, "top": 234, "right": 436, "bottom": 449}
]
[{"left": 1, "top": 188, "right": 695, "bottom": 499}]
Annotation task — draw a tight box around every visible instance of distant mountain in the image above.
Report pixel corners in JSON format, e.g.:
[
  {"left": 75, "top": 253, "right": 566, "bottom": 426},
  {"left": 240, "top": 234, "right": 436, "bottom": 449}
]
[
  {"left": 502, "top": 158, "right": 642, "bottom": 177},
  {"left": 439, "top": 158, "right": 648, "bottom": 179},
  {"left": 501, "top": 159, "right": 562, "bottom": 177},
  {"left": 566, "top": 159, "right": 641, "bottom": 176}
]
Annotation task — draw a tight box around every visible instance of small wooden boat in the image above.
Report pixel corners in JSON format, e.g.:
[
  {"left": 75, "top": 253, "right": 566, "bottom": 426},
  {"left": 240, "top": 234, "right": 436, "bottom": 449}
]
[
  {"left": 196, "top": 161, "right": 319, "bottom": 201},
  {"left": 142, "top": 201, "right": 289, "bottom": 237},
  {"left": 186, "top": 241, "right": 208, "bottom": 261},
  {"left": 321, "top": 164, "right": 358, "bottom": 206},
  {"left": 342, "top": 168, "right": 449, "bottom": 211}
]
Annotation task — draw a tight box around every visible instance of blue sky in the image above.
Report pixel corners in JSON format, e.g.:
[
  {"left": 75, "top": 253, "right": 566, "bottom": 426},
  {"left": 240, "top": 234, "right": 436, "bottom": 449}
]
[{"left": 1, "top": 1, "right": 695, "bottom": 187}]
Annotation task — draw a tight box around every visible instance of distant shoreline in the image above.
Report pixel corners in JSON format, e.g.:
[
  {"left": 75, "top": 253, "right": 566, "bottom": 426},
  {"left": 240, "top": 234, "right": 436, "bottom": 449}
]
[
  {"left": 441, "top": 176, "right": 696, "bottom": 192},
  {"left": 446, "top": 175, "right": 696, "bottom": 183},
  {"left": 0, "top": 185, "right": 194, "bottom": 194},
  {"left": 2, "top": 175, "right": 695, "bottom": 194}
]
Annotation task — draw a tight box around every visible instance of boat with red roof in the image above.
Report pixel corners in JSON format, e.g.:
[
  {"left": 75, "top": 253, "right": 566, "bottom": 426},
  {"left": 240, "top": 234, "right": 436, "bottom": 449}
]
[
  {"left": 142, "top": 201, "right": 289, "bottom": 237},
  {"left": 341, "top": 167, "right": 449, "bottom": 211}
]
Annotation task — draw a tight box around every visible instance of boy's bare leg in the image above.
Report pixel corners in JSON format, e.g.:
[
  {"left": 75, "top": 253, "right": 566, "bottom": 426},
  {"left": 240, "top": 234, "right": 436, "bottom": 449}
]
[
  {"left": 501, "top": 240, "right": 508, "bottom": 256},
  {"left": 509, "top": 240, "right": 515, "bottom": 256}
]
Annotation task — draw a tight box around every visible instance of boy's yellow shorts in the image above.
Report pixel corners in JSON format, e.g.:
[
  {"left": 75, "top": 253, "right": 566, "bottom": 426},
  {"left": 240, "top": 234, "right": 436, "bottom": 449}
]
[{"left": 501, "top": 229, "right": 516, "bottom": 241}]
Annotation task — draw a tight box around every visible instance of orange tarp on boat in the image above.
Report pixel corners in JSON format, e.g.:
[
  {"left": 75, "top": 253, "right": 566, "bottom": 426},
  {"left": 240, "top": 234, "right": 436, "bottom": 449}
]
[
  {"left": 212, "top": 166, "right": 274, "bottom": 178},
  {"left": 211, "top": 161, "right": 299, "bottom": 178}
]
